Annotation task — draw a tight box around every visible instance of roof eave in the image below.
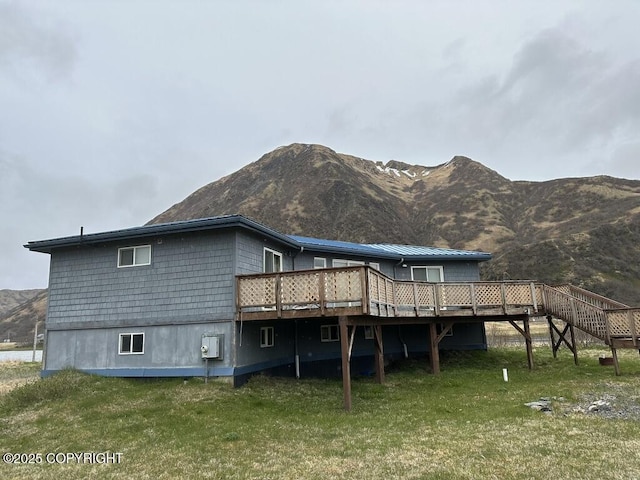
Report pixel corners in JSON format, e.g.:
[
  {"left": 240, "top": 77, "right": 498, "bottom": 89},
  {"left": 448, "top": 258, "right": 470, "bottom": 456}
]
[{"left": 24, "top": 215, "right": 299, "bottom": 253}]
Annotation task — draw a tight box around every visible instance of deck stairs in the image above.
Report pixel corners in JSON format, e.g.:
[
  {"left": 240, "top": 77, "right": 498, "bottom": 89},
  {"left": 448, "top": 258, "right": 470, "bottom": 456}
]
[{"left": 542, "top": 284, "right": 640, "bottom": 349}]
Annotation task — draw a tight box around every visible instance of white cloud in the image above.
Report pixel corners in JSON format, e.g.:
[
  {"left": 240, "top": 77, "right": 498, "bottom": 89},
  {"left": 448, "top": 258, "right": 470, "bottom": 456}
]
[{"left": 1, "top": 0, "right": 639, "bottom": 288}]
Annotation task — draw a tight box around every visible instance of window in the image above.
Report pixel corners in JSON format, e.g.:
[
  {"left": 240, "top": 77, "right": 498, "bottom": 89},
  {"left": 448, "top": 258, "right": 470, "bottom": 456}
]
[
  {"left": 411, "top": 266, "right": 444, "bottom": 282},
  {"left": 264, "top": 248, "right": 283, "bottom": 273},
  {"left": 313, "top": 257, "right": 326, "bottom": 269},
  {"left": 332, "top": 259, "right": 365, "bottom": 268},
  {"left": 364, "top": 326, "right": 374, "bottom": 340},
  {"left": 260, "top": 327, "right": 274, "bottom": 347},
  {"left": 118, "top": 245, "right": 151, "bottom": 267},
  {"left": 321, "top": 325, "right": 340, "bottom": 342},
  {"left": 369, "top": 262, "right": 380, "bottom": 271},
  {"left": 119, "top": 333, "right": 144, "bottom": 354}
]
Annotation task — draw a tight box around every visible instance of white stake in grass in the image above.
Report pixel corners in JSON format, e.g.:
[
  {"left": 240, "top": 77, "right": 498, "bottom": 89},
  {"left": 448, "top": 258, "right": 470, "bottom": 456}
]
[{"left": 502, "top": 368, "right": 509, "bottom": 382}]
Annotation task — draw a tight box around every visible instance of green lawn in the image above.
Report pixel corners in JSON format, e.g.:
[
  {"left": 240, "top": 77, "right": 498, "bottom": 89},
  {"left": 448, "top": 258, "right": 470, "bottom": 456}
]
[{"left": 1, "top": 347, "right": 639, "bottom": 479}]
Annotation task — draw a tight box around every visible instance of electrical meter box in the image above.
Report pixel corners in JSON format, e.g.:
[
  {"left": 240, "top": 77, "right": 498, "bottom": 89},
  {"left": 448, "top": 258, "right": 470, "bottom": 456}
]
[{"left": 201, "top": 334, "right": 223, "bottom": 359}]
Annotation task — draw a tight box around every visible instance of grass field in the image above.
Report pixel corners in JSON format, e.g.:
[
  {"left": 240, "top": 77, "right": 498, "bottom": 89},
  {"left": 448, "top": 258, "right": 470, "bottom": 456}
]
[{"left": 1, "top": 347, "right": 639, "bottom": 479}]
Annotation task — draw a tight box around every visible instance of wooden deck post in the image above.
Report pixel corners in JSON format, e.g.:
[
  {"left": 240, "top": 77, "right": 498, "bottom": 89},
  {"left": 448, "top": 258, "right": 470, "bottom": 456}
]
[
  {"left": 523, "top": 317, "right": 534, "bottom": 370},
  {"left": 547, "top": 316, "right": 579, "bottom": 365},
  {"left": 569, "top": 323, "right": 579, "bottom": 366},
  {"left": 429, "top": 322, "right": 440, "bottom": 375},
  {"left": 339, "top": 316, "right": 352, "bottom": 411},
  {"left": 373, "top": 324, "right": 385, "bottom": 384},
  {"left": 547, "top": 315, "right": 557, "bottom": 359},
  {"left": 611, "top": 345, "right": 621, "bottom": 376}
]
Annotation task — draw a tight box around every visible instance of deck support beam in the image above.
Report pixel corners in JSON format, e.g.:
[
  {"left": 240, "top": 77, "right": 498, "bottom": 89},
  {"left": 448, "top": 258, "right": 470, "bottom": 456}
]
[
  {"left": 373, "top": 324, "right": 385, "bottom": 384},
  {"left": 524, "top": 317, "right": 534, "bottom": 370},
  {"left": 508, "top": 318, "right": 534, "bottom": 370},
  {"left": 339, "top": 316, "right": 352, "bottom": 411},
  {"left": 611, "top": 346, "right": 621, "bottom": 376},
  {"left": 429, "top": 322, "right": 440, "bottom": 375},
  {"left": 547, "top": 315, "right": 579, "bottom": 365}
]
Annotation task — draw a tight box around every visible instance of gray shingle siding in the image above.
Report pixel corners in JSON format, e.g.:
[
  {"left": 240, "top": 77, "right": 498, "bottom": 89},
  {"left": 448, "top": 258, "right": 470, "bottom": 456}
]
[
  {"left": 235, "top": 231, "right": 294, "bottom": 274},
  {"left": 46, "top": 231, "right": 236, "bottom": 328}
]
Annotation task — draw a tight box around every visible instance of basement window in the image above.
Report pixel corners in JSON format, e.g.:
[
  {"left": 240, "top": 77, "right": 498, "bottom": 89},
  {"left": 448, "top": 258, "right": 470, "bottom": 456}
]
[
  {"left": 321, "top": 325, "right": 340, "bottom": 342},
  {"left": 364, "top": 326, "right": 374, "bottom": 340},
  {"left": 119, "top": 333, "right": 144, "bottom": 354},
  {"left": 260, "top": 327, "right": 274, "bottom": 348},
  {"left": 437, "top": 324, "right": 454, "bottom": 337},
  {"left": 118, "top": 245, "right": 151, "bottom": 268}
]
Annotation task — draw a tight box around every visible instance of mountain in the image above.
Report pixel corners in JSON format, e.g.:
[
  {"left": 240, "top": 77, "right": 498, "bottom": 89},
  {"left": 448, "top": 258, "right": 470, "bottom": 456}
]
[
  {"left": 151, "top": 143, "right": 640, "bottom": 305},
  {"left": 0, "top": 289, "right": 43, "bottom": 317},
  {"left": 6, "top": 143, "right": 640, "bottom": 342},
  {"left": 0, "top": 290, "right": 47, "bottom": 344}
]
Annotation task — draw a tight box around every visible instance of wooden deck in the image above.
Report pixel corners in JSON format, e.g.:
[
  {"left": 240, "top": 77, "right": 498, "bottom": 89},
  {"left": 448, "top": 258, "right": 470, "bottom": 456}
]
[
  {"left": 236, "top": 266, "right": 640, "bottom": 410},
  {"left": 236, "top": 266, "right": 544, "bottom": 320},
  {"left": 236, "top": 266, "right": 638, "bottom": 341}
]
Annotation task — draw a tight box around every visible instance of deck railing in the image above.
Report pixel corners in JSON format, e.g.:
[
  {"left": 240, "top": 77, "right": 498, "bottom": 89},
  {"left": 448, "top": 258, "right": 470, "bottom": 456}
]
[
  {"left": 542, "top": 285, "right": 610, "bottom": 341},
  {"left": 236, "top": 266, "right": 639, "bottom": 344},
  {"left": 236, "top": 266, "right": 543, "bottom": 320}
]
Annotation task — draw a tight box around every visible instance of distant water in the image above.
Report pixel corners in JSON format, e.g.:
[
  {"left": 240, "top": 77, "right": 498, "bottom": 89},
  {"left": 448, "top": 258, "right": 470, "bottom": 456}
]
[{"left": 0, "top": 350, "right": 42, "bottom": 362}]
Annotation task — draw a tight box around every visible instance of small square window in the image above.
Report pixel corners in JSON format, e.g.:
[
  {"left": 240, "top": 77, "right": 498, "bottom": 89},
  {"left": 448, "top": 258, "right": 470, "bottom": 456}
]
[
  {"left": 364, "top": 326, "right": 374, "bottom": 340},
  {"left": 369, "top": 262, "right": 380, "bottom": 271},
  {"left": 320, "top": 325, "right": 340, "bottom": 342},
  {"left": 313, "top": 257, "right": 326, "bottom": 269},
  {"left": 260, "top": 327, "right": 274, "bottom": 348},
  {"left": 119, "top": 333, "right": 144, "bottom": 354},
  {"left": 118, "top": 245, "right": 151, "bottom": 267}
]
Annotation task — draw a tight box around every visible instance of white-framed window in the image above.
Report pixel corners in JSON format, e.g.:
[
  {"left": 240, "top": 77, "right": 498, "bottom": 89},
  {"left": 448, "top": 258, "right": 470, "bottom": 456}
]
[
  {"left": 364, "top": 326, "right": 374, "bottom": 340},
  {"left": 321, "top": 324, "right": 340, "bottom": 342},
  {"left": 118, "top": 245, "right": 151, "bottom": 268},
  {"left": 260, "top": 327, "right": 274, "bottom": 347},
  {"left": 332, "top": 259, "right": 365, "bottom": 268},
  {"left": 313, "top": 257, "right": 327, "bottom": 269},
  {"left": 119, "top": 333, "right": 144, "bottom": 354},
  {"left": 264, "top": 248, "right": 283, "bottom": 273},
  {"left": 411, "top": 266, "right": 444, "bottom": 282},
  {"left": 369, "top": 262, "right": 380, "bottom": 271}
]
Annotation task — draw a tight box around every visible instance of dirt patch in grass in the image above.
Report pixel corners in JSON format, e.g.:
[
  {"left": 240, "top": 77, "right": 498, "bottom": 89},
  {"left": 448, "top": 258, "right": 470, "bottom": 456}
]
[{"left": 0, "top": 361, "right": 40, "bottom": 395}]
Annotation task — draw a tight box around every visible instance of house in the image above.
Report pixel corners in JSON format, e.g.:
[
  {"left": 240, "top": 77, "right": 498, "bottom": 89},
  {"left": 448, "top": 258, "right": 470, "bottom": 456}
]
[{"left": 25, "top": 214, "right": 493, "bottom": 385}]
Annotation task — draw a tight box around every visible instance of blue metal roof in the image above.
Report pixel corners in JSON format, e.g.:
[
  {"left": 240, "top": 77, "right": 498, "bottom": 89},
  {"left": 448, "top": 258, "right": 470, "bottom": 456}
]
[
  {"left": 289, "top": 235, "right": 491, "bottom": 261},
  {"left": 365, "top": 243, "right": 491, "bottom": 259},
  {"left": 26, "top": 214, "right": 491, "bottom": 261}
]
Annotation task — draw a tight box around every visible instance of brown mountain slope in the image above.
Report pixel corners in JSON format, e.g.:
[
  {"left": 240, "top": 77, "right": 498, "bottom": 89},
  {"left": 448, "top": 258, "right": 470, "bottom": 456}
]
[
  {"left": 0, "top": 289, "right": 43, "bottom": 317},
  {"left": 0, "top": 290, "right": 47, "bottom": 344},
  {"left": 151, "top": 143, "right": 640, "bottom": 305}
]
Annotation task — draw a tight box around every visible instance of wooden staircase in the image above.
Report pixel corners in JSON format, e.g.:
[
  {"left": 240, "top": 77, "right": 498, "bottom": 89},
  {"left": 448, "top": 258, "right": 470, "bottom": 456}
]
[{"left": 542, "top": 284, "right": 640, "bottom": 374}]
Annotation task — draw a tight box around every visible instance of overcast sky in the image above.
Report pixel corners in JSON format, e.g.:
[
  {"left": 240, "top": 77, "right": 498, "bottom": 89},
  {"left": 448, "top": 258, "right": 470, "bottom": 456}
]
[{"left": 1, "top": 0, "right": 639, "bottom": 289}]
